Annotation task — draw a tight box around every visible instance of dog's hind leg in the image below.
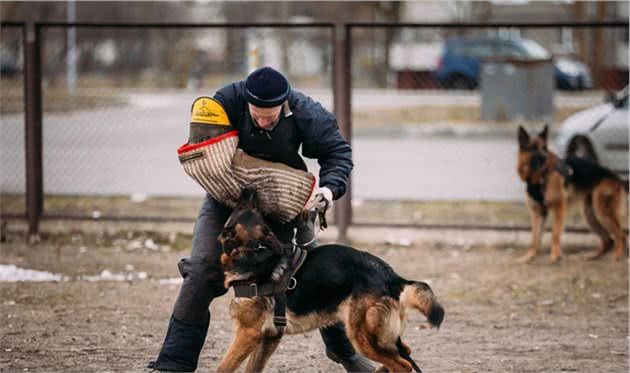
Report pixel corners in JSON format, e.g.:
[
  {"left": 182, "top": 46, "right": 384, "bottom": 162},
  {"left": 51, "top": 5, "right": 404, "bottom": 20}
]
[
  {"left": 216, "top": 327, "right": 262, "bottom": 373},
  {"left": 519, "top": 197, "right": 547, "bottom": 263},
  {"left": 583, "top": 193, "right": 614, "bottom": 260},
  {"left": 592, "top": 182, "right": 627, "bottom": 260},
  {"left": 244, "top": 334, "right": 282, "bottom": 373},
  {"left": 348, "top": 302, "right": 413, "bottom": 373}
]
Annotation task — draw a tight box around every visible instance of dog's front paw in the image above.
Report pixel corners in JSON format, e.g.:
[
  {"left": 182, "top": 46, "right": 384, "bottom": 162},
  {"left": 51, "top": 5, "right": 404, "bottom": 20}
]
[
  {"left": 549, "top": 254, "right": 561, "bottom": 263},
  {"left": 517, "top": 251, "right": 537, "bottom": 264}
]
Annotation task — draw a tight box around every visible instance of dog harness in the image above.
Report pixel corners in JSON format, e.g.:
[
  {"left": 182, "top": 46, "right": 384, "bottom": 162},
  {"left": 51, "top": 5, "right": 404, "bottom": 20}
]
[
  {"left": 178, "top": 97, "right": 317, "bottom": 223},
  {"left": 526, "top": 157, "right": 574, "bottom": 209},
  {"left": 231, "top": 244, "right": 308, "bottom": 331},
  {"left": 555, "top": 158, "right": 575, "bottom": 180}
]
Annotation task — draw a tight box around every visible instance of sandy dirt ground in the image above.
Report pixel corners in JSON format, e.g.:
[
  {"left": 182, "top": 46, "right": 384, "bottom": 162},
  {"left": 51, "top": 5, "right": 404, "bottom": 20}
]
[{"left": 1, "top": 231, "right": 628, "bottom": 373}]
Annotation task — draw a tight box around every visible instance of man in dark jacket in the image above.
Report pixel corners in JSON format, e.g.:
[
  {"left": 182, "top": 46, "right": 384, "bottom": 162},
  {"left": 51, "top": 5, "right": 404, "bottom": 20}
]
[{"left": 148, "top": 67, "right": 373, "bottom": 372}]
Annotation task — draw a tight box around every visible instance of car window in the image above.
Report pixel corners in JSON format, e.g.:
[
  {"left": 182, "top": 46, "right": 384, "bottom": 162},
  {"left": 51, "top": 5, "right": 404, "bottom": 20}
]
[
  {"left": 619, "top": 87, "right": 628, "bottom": 109},
  {"left": 453, "top": 42, "right": 495, "bottom": 58},
  {"left": 450, "top": 44, "right": 466, "bottom": 55},
  {"left": 519, "top": 39, "right": 551, "bottom": 59},
  {"left": 497, "top": 43, "right": 526, "bottom": 58}
]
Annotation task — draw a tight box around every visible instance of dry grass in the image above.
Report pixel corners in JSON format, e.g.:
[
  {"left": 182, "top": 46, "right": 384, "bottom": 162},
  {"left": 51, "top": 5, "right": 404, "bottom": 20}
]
[{"left": 4, "top": 194, "right": 626, "bottom": 231}]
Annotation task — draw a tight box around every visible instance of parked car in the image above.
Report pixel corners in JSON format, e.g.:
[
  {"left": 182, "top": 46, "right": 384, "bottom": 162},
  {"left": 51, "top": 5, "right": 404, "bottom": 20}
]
[
  {"left": 553, "top": 86, "right": 629, "bottom": 177},
  {"left": 0, "top": 55, "right": 21, "bottom": 77},
  {"left": 433, "top": 36, "right": 593, "bottom": 90}
]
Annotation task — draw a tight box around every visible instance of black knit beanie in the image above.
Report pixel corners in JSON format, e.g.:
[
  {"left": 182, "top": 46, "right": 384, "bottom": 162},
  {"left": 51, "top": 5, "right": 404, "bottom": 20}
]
[{"left": 244, "top": 66, "right": 290, "bottom": 108}]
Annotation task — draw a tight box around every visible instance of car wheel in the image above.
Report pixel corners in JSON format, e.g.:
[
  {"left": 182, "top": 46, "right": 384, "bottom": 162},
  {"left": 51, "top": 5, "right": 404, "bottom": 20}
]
[
  {"left": 448, "top": 75, "right": 475, "bottom": 90},
  {"left": 567, "top": 136, "right": 598, "bottom": 162}
]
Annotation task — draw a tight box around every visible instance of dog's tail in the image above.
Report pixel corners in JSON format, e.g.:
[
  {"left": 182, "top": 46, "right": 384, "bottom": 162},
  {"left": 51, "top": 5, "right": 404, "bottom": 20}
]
[{"left": 400, "top": 281, "right": 444, "bottom": 329}]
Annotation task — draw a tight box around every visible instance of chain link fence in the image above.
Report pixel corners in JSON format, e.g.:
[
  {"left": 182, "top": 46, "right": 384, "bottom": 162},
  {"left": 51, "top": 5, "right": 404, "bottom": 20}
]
[
  {"left": 1, "top": 24, "right": 333, "bottom": 221},
  {"left": 0, "top": 24, "right": 25, "bottom": 216},
  {"left": 1, "top": 22, "right": 627, "bottom": 231}
]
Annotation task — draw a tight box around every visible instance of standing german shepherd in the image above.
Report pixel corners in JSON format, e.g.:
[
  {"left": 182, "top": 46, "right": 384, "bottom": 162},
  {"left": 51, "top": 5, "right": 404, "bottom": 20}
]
[
  {"left": 216, "top": 188, "right": 444, "bottom": 373},
  {"left": 517, "top": 125, "right": 628, "bottom": 263}
]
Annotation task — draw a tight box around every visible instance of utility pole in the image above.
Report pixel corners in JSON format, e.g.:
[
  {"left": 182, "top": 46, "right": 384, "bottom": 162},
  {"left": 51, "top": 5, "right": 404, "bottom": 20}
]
[
  {"left": 280, "top": 2, "right": 290, "bottom": 73},
  {"left": 573, "top": 1, "right": 586, "bottom": 64},
  {"left": 24, "top": 22, "right": 43, "bottom": 238},
  {"left": 66, "top": 0, "right": 77, "bottom": 95},
  {"left": 593, "top": 1, "right": 607, "bottom": 89},
  {"left": 333, "top": 23, "right": 351, "bottom": 243}
]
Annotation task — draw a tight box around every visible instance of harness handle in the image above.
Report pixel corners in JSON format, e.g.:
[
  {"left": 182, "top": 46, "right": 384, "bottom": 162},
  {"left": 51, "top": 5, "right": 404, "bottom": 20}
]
[
  {"left": 292, "top": 198, "right": 329, "bottom": 248},
  {"left": 318, "top": 199, "right": 329, "bottom": 230},
  {"left": 292, "top": 227, "right": 318, "bottom": 248}
]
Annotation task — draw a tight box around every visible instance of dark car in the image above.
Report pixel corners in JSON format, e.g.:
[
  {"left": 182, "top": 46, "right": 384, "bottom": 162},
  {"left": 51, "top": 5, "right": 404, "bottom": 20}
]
[
  {"left": 0, "top": 55, "right": 21, "bottom": 78},
  {"left": 433, "top": 36, "right": 593, "bottom": 90}
]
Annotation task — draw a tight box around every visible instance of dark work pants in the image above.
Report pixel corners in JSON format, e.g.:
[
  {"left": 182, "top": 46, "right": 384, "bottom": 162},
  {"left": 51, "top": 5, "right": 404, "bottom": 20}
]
[{"left": 149, "top": 195, "right": 356, "bottom": 371}]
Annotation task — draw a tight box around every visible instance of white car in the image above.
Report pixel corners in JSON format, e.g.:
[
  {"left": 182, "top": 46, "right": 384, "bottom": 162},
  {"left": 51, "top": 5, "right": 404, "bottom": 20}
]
[{"left": 554, "top": 86, "right": 629, "bottom": 177}]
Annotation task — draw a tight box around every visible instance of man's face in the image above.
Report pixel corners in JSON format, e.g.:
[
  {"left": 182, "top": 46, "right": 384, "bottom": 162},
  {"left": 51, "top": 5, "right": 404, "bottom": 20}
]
[{"left": 248, "top": 103, "right": 282, "bottom": 130}]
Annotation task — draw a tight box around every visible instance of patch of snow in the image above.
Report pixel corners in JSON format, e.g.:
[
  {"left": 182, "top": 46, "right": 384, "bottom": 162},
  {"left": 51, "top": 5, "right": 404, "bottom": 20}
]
[
  {"left": 159, "top": 277, "right": 183, "bottom": 285},
  {"left": 78, "top": 269, "right": 148, "bottom": 282},
  {"left": 0, "top": 264, "right": 63, "bottom": 282},
  {"left": 130, "top": 193, "right": 148, "bottom": 203},
  {"left": 144, "top": 239, "right": 159, "bottom": 250},
  {"left": 0, "top": 264, "right": 155, "bottom": 283}
]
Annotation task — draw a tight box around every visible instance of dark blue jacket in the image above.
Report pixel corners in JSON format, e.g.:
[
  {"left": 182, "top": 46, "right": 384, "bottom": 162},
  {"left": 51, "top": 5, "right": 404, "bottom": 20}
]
[{"left": 213, "top": 81, "right": 353, "bottom": 200}]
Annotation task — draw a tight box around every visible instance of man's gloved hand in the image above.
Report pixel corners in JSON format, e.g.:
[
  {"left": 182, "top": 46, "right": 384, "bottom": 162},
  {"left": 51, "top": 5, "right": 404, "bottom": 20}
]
[{"left": 304, "top": 186, "right": 334, "bottom": 212}]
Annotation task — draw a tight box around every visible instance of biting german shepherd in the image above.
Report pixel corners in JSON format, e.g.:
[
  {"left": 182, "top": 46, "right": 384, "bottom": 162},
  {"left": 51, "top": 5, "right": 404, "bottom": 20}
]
[
  {"left": 216, "top": 188, "right": 444, "bottom": 373},
  {"left": 517, "top": 125, "right": 628, "bottom": 263}
]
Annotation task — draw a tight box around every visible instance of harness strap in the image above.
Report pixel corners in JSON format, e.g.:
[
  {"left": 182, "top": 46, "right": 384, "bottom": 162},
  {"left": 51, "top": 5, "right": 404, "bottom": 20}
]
[
  {"left": 274, "top": 245, "right": 308, "bottom": 293},
  {"left": 526, "top": 182, "right": 546, "bottom": 207},
  {"left": 271, "top": 245, "right": 307, "bottom": 330},
  {"left": 273, "top": 294, "right": 288, "bottom": 329},
  {"left": 231, "top": 246, "right": 308, "bottom": 330},
  {"left": 555, "top": 158, "right": 574, "bottom": 181},
  {"left": 526, "top": 157, "right": 573, "bottom": 215}
]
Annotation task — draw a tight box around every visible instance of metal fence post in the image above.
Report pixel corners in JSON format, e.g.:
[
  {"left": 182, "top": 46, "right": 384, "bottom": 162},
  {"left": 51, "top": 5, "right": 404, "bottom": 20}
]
[
  {"left": 333, "top": 23, "right": 352, "bottom": 242},
  {"left": 23, "top": 22, "right": 43, "bottom": 236}
]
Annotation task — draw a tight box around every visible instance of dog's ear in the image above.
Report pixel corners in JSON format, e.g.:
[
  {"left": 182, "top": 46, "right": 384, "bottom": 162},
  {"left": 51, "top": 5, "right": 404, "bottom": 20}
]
[
  {"left": 239, "top": 186, "right": 257, "bottom": 209},
  {"left": 539, "top": 124, "right": 549, "bottom": 146},
  {"left": 518, "top": 125, "right": 530, "bottom": 151}
]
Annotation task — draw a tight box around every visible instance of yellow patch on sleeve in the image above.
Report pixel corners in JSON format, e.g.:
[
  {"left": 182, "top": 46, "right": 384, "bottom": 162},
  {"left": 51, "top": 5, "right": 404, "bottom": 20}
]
[{"left": 190, "top": 97, "right": 231, "bottom": 126}]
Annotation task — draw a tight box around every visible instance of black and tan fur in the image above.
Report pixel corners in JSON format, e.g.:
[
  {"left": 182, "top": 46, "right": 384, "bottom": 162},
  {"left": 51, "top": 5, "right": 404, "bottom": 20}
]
[
  {"left": 517, "top": 125, "right": 628, "bottom": 263},
  {"left": 216, "top": 188, "right": 444, "bottom": 373}
]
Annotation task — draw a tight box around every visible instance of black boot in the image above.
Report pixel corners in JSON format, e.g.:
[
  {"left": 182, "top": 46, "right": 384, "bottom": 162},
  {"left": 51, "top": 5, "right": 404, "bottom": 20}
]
[
  {"left": 325, "top": 349, "right": 376, "bottom": 373},
  {"left": 320, "top": 323, "right": 375, "bottom": 373},
  {"left": 147, "top": 314, "right": 209, "bottom": 372}
]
